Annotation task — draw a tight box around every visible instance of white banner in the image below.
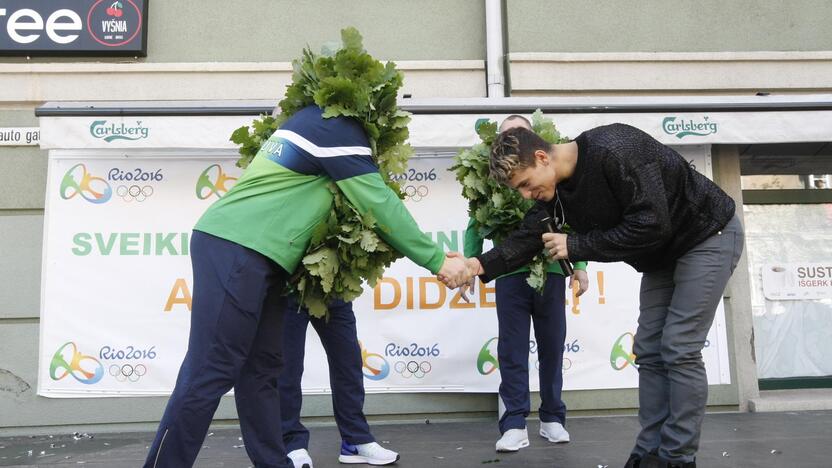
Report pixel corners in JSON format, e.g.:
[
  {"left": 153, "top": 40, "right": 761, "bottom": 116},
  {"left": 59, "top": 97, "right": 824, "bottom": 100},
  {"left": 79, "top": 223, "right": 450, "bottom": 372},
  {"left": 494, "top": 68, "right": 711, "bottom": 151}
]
[
  {"left": 38, "top": 117, "right": 248, "bottom": 150},
  {"left": 39, "top": 109, "right": 832, "bottom": 150},
  {"left": 761, "top": 262, "right": 832, "bottom": 300},
  {"left": 38, "top": 150, "right": 731, "bottom": 397},
  {"left": 39, "top": 150, "right": 241, "bottom": 397}
]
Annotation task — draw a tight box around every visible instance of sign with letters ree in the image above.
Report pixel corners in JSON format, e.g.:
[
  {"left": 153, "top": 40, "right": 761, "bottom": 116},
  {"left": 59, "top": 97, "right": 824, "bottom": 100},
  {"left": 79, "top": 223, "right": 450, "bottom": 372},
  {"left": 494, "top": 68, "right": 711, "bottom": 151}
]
[{"left": 0, "top": 1, "right": 148, "bottom": 56}]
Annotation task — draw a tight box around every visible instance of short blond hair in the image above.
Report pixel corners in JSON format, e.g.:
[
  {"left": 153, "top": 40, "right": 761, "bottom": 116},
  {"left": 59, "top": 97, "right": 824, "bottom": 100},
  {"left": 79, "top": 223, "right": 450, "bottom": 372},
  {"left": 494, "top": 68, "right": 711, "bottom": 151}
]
[{"left": 489, "top": 127, "right": 549, "bottom": 185}]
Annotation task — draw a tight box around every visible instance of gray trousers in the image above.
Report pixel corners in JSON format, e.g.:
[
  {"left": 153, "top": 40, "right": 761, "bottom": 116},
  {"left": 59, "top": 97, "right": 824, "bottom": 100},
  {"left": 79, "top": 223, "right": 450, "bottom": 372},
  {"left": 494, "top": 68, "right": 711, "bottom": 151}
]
[{"left": 632, "top": 215, "right": 744, "bottom": 463}]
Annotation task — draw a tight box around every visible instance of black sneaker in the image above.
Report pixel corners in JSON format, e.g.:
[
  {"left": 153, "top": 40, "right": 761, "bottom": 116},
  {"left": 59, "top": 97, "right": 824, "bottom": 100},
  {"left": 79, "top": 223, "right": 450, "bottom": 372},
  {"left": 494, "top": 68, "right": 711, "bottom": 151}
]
[
  {"left": 624, "top": 454, "right": 641, "bottom": 468},
  {"left": 641, "top": 453, "right": 696, "bottom": 468}
]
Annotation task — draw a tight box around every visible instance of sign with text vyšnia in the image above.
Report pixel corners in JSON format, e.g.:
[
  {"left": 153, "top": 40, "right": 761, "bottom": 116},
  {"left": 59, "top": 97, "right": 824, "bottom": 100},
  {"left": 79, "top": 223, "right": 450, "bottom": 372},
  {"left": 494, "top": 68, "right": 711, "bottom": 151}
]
[{"left": 0, "top": 1, "right": 147, "bottom": 56}]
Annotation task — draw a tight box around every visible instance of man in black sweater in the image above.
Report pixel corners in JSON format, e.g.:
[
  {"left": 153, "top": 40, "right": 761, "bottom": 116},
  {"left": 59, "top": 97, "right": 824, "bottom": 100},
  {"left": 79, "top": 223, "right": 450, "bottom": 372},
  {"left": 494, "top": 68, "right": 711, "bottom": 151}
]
[{"left": 454, "top": 124, "right": 744, "bottom": 468}]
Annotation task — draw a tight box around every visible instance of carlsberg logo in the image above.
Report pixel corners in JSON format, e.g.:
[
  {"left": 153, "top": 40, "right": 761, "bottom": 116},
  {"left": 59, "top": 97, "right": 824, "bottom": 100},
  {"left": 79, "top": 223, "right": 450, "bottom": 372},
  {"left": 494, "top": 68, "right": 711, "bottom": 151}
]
[
  {"left": 662, "top": 116, "right": 718, "bottom": 139},
  {"left": 90, "top": 120, "right": 150, "bottom": 143}
]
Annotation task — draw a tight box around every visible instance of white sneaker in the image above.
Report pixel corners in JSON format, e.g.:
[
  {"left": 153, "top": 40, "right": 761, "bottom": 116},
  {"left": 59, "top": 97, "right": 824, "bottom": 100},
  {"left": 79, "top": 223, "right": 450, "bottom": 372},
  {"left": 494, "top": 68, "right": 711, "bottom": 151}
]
[
  {"left": 495, "top": 428, "right": 530, "bottom": 452},
  {"left": 288, "top": 448, "right": 314, "bottom": 468},
  {"left": 539, "top": 421, "right": 570, "bottom": 443},
  {"left": 339, "top": 441, "right": 399, "bottom": 465}
]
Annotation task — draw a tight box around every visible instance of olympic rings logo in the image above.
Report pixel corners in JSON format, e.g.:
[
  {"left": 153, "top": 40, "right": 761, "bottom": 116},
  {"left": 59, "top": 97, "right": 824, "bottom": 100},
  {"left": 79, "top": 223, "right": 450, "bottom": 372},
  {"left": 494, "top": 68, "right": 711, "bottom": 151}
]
[
  {"left": 403, "top": 185, "right": 428, "bottom": 202},
  {"left": 477, "top": 337, "right": 499, "bottom": 375},
  {"left": 49, "top": 342, "right": 104, "bottom": 385},
  {"left": 610, "top": 332, "right": 637, "bottom": 371},
  {"left": 60, "top": 163, "right": 113, "bottom": 204},
  {"left": 532, "top": 356, "right": 572, "bottom": 372},
  {"left": 109, "top": 363, "right": 148, "bottom": 382},
  {"left": 116, "top": 184, "right": 154, "bottom": 202},
  {"left": 196, "top": 164, "right": 238, "bottom": 200},
  {"left": 360, "top": 341, "right": 390, "bottom": 381},
  {"left": 394, "top": 360, "right": 432, "bottom": 379}
]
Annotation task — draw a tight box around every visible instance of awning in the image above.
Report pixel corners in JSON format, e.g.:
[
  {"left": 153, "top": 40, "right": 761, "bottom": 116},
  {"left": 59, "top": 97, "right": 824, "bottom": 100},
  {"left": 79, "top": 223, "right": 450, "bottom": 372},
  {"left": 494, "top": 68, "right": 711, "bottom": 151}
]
[{"left": 37, "top": 95, "right": 832, "bottom": 149}]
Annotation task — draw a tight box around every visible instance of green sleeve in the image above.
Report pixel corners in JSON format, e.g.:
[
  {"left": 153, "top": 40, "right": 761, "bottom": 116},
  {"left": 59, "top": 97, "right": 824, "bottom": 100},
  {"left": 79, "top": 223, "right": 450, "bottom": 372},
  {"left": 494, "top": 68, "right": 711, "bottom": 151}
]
[
  {"left": 573, "top": 261, "right": 588, "bottom": 271},
  {"left": 463, "top": 217, "right": 484, "bottom": 258},
  {"left": 336, "top": 172, "right": 445, "bottom": 274}
]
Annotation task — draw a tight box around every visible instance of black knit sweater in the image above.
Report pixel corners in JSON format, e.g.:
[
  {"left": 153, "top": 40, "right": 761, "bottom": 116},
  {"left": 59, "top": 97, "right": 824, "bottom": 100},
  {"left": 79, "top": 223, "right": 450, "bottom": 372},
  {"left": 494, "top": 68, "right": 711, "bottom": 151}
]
[{"left": 478, "top": 123, "right": 736, "bottom": 277}]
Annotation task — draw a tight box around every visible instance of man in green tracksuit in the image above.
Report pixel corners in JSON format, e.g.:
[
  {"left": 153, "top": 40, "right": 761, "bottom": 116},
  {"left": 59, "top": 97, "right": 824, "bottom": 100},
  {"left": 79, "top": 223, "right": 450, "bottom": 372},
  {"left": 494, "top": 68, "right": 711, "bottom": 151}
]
[
  {"left": 143, "top": 105, "right": 468, "bottom": 468},
  {"left": 465, "top": 219, "right": 587, "bottom": 451}
]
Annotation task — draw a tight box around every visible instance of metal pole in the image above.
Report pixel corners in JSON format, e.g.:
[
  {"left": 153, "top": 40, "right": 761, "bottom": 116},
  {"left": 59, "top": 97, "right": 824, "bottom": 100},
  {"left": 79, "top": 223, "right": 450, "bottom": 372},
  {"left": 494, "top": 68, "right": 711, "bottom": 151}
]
[{"left": 485, "top": 0, "right": 505, "bottom": 98}]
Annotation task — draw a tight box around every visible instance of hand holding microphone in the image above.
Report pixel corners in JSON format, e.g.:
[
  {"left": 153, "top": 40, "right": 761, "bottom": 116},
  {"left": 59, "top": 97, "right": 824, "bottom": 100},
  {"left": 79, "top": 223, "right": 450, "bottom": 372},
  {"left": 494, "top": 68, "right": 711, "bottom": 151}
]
[{"left": 540, "top": 216, "right": 573, "bottom": 277}]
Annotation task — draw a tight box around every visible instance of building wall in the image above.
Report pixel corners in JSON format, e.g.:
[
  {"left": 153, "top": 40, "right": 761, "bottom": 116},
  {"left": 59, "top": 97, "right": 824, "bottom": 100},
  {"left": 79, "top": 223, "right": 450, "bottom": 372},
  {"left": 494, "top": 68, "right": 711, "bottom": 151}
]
[
  {"left": 505, "top": 0, "right": 832, "bottom": 95},
  {"left": 507, "top": 0, "right": 832, "bottom": 53},
  {"left": 2, "top": 0, "right": 828, "bottom": 431},
  {"left": 0, "top": 0, "right": 487, "bottom": 104}
]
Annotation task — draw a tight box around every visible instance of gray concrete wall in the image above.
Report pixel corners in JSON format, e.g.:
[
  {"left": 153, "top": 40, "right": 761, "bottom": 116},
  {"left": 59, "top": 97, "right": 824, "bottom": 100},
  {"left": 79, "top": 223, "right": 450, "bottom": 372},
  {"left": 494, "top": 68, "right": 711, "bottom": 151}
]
[
  {"left": 506, "top": 0, "right": 832, "bottom": 53},
  {"left": 0, "top": 110, "right": 46, "bottom": 326}
]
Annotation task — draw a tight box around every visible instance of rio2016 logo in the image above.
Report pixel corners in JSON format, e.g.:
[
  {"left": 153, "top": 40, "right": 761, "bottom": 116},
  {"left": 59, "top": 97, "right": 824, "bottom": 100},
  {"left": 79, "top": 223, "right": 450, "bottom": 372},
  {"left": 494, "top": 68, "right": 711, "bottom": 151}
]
[
  {"left": 196, "top": 164, "right": 238, "bottom": 200},
  {"left": 391, "top": 168, "right": 437, "bottom": 203},
  {"left": 385, "top": 342, "right": 440, "bottom": 379},
  {"left": 99, "top": 344, "right": 156, "bottom": 383},
  {"left": 610, "top": 332, "right": 637, "bottom": 371},
  {"left": 360, "top": 342, "right": 390, "bottom": 381},
  {"left": 60, "top": 163, "right": 113, "bottom": 204},
  {"left": 477, "top": 337, "right": 499, "bottom": 375},
  {"left": 50, "top": 342, "right": 104, "bottom": 385}
]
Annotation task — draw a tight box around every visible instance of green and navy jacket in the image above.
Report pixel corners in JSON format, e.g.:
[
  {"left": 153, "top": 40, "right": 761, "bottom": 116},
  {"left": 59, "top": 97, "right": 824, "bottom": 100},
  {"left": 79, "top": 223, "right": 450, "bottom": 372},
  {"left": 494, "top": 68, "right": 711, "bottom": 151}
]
[
  {"left": 195, "top": 105, "right": 445, "bottom": 275},
  {"left": 463, "top": 218, "right": 587, "bottom": 279}
]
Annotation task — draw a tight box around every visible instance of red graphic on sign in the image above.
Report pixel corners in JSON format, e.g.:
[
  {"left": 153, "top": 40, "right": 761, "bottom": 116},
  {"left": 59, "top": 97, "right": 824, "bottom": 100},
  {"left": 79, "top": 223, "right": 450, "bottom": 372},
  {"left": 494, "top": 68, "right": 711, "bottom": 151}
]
[{"left": 106, "top": 2, "right": 124, "bottom": 18}]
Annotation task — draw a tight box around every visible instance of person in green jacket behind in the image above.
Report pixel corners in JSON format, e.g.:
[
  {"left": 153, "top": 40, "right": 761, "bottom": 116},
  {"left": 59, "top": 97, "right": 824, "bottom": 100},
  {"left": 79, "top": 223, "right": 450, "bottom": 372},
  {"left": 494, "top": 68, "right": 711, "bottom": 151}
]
[{"left": 464, "top": 115, "right": 589, "bottom": 454}]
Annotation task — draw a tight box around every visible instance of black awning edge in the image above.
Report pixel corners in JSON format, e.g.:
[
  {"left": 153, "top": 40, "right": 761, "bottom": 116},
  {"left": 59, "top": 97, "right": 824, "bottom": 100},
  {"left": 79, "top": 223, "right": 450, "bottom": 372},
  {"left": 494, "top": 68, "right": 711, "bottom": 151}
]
[
  {"left": 35, "top": 96, "right": 832, "bottom": 117},
  {"left": 35, "top": 105, "right": 275, "bottom": 117}
]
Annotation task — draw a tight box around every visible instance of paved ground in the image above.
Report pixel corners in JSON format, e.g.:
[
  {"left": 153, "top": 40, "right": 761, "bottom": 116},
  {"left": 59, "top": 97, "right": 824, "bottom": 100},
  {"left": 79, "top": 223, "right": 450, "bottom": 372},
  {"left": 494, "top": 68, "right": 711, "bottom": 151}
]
[{"left": 1, "top": 410, "right": 830, "bottom": 467}]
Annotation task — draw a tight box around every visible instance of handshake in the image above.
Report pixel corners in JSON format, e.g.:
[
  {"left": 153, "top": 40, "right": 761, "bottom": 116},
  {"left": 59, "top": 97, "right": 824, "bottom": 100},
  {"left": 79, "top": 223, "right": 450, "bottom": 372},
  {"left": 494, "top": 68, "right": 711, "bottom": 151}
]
[
  {"left": 435, "top": 232, "right": 571, "bottom": 290},
  {"left": 436, "top": 252, "right": 482, "bottom": 297},
  {"left": 434, "top": 232, "right": 577, "bottom": 301}
]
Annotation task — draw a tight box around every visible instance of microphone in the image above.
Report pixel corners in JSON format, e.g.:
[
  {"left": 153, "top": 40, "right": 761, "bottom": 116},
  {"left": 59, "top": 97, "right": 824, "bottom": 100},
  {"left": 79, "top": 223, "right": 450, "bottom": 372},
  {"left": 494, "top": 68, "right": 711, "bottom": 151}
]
[{"left": 540, "top": 216, "right": 574, "bottom": 277}]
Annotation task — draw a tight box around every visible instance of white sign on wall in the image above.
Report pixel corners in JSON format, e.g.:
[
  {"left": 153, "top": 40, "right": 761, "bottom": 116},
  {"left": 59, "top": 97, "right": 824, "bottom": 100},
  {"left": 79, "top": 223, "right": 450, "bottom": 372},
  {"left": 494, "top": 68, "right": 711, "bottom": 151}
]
[
  {"left": 0, "top": 127, "right": 39, "bottom": 146},
  {"left": 761, "top": 262, "right": 832, "bottom": 300}
]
